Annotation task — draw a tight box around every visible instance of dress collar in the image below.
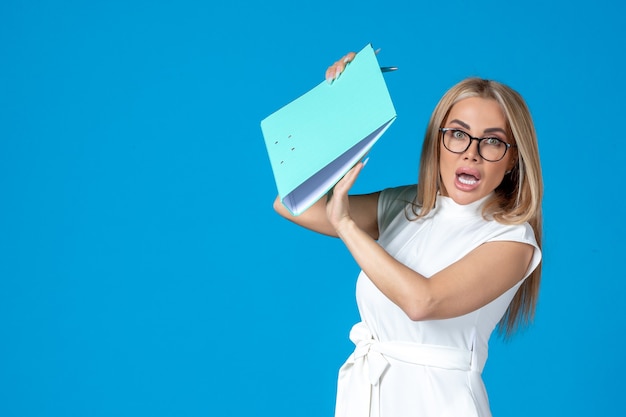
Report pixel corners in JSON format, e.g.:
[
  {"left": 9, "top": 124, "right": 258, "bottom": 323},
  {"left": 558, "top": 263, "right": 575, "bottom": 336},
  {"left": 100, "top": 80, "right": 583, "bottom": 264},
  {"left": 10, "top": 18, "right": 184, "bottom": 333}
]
[{"left": 434, "top": 192, "right": 493, "bottom": 218}]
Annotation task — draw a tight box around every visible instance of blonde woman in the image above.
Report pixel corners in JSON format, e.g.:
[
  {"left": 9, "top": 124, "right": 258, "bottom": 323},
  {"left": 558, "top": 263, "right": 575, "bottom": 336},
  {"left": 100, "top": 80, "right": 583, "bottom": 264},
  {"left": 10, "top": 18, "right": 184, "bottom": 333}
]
[{"left": 273, "top": 51, "right": 543, "bottom": 417}]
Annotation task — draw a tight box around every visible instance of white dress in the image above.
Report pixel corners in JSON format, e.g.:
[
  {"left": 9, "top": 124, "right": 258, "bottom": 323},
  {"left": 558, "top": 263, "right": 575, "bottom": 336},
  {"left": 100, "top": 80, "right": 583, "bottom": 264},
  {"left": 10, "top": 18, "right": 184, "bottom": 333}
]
[{"left": 334, "top": 185, "right": 542, "bottom": 417}]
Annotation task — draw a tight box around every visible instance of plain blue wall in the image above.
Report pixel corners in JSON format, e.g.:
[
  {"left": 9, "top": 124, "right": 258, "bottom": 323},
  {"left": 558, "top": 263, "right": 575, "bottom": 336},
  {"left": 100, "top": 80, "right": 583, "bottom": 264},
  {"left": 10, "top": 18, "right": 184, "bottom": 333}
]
[{"left": 1, "top": 0, "right": 624, "bottom": 416}]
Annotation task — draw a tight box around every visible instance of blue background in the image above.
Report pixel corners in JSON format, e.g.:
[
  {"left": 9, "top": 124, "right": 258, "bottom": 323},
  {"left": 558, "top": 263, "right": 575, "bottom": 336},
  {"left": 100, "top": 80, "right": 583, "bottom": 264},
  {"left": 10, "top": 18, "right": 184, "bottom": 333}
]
[{"left": 1, "top": 0, "right": 624, "bottom": 416}]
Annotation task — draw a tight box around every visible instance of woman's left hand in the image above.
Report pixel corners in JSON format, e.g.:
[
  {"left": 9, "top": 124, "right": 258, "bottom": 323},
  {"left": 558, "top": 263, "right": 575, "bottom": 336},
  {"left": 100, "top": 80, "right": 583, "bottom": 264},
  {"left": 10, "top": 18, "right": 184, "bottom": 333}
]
[
  {"left": 325, "top": 51, "right": 356, "bottom": 83},
  {"left": 326, "top": 159, "right": 367, "bottom": 232}
]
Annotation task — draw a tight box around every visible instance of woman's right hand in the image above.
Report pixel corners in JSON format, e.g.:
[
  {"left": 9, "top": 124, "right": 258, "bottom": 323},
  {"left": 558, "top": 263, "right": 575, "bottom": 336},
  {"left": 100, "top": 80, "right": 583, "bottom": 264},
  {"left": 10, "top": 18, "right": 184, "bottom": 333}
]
[{"left": 325, "top": 51, "right": 356, "bottom": 84}]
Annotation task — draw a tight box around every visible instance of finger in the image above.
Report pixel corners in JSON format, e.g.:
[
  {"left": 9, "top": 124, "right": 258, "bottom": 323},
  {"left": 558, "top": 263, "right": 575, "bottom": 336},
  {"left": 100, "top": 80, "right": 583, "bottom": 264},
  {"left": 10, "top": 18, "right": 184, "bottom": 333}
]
[
  {"left": 342, "top": 51, "right": 356, "bottom": 64},
  {"left": 335, "top": 161, "right": 365, "bottom": 194},
  {"left": 335, "top": 52, "right": 356, "bottom": 80},
  {"left": 325, "top": 62, "right": 345, "bottom": 83},
  {"left": 326, "top": 52, "right": 356, "bottom": 84}
]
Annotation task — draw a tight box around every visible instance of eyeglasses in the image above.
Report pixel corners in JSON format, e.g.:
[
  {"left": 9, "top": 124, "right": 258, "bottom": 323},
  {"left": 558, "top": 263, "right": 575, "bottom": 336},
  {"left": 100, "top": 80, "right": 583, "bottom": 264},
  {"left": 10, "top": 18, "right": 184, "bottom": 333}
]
[{"left": 439, "top": 128, "right": 514, "bottom": 162}]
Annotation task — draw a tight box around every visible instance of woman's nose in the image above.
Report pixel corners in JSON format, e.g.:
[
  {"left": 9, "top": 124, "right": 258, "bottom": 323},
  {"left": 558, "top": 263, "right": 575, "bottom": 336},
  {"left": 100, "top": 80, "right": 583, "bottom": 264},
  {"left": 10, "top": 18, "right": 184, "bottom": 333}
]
[{"left": 463, "top": 139, "right": 481, "bottom": 161}]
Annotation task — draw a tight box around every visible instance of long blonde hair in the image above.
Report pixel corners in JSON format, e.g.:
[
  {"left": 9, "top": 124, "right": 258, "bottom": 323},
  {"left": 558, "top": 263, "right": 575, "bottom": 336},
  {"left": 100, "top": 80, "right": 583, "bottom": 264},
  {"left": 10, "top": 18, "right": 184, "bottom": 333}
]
[{"left": 414, "top": 78, "right": 543, "bottom": 337}]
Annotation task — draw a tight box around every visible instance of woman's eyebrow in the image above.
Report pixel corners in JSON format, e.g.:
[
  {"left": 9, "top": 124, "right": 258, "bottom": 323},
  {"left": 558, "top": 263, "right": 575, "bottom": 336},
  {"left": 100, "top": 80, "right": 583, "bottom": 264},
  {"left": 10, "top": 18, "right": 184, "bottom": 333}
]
[
  {"left": 448, "top": 119, "right": 470, "bottom": 129},
  {"left": 484, "top": 127, "right": 507, "bottom": 136},
  {"left": 449, "top": 119, "right": 507, "bottom": 136}
]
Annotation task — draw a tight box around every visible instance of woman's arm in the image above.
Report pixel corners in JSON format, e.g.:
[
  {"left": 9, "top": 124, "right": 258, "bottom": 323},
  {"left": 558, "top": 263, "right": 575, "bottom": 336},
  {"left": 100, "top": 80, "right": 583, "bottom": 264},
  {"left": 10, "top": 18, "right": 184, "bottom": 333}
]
[
  {"left": 273, "top": 189, "right": 380, "bottom": 239},
  {"left": 339, "top": 220, "right": 533, "bottom": 320},
  {"left": 328, "top": 162, "right": 534, "bottom": 320}
]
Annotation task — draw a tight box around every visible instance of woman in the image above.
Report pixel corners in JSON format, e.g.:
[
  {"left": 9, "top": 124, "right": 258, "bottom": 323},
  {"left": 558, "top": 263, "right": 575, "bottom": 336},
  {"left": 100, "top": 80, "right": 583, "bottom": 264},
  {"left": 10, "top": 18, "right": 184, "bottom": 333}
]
[{"left": 273, "top": 51, "right": 543, "bottom": 417}]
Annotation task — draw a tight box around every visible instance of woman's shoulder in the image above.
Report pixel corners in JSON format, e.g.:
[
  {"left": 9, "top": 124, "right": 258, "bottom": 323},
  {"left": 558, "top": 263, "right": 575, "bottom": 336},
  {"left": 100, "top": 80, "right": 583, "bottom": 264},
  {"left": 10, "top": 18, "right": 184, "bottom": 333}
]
[
  {"left": 377, "top": 184, "right": 417, "bottom": 233},
  {"left": 378, "top": 184, "right": 417, "bottom": 209},
  {"left": 482, "top": 218, "right": 539, "bottom": 251}
]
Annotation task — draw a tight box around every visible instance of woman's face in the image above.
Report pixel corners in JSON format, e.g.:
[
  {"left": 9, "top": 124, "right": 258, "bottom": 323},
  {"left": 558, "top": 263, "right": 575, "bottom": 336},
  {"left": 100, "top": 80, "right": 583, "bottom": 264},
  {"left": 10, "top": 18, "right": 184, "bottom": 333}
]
[{"left": 439, "top": 97, "right": 516, "bottom": 205}]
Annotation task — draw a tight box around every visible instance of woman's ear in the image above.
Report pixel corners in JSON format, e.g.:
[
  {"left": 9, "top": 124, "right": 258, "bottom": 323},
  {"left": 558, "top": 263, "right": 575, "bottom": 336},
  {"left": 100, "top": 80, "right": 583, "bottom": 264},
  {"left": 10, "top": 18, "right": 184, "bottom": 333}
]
[
  {"left": 507, "top": 148, "right": 519, "bottom": 173},
  {"left": 506, "top": 160, "right": 516, "bottom": 174}
]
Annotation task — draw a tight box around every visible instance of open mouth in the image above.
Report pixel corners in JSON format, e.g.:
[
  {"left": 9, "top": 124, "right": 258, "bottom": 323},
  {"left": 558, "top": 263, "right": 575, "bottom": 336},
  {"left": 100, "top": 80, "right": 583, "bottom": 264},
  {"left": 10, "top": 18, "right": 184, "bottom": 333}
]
[{"left": 457, "top": 173, "right": 479, "bottom": 185}]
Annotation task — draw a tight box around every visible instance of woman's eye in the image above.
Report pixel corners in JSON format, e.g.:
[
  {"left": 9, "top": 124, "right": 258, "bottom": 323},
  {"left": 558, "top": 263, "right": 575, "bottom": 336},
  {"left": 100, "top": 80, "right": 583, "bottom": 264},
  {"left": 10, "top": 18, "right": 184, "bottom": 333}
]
[
  {"left": 452, "top": 130, "right": 466, "bottom": 139},
  {"left": 484, "top": 137, "right": 503, "bottom": 147}
]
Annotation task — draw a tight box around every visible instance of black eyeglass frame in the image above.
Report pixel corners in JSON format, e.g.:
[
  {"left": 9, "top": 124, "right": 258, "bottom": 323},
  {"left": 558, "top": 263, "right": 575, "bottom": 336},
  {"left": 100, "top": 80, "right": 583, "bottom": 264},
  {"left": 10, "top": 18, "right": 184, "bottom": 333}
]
[{"left": 439, "top": 128, "right": 515, "bottom": 162}]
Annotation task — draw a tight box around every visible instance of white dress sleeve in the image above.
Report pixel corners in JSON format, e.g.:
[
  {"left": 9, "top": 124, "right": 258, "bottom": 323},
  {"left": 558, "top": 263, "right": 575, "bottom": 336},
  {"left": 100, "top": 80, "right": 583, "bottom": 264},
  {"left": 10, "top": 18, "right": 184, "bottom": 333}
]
[{"left": 485, "top": 222, "right": 542, "bottom": 280}]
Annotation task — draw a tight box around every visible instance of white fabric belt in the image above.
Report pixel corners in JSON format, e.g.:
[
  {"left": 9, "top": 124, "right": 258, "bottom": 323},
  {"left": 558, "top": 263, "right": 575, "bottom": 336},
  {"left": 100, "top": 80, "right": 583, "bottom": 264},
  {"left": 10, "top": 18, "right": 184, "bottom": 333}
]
[{"left": 335, "top": 322, "right": 473, "bottom": 417}]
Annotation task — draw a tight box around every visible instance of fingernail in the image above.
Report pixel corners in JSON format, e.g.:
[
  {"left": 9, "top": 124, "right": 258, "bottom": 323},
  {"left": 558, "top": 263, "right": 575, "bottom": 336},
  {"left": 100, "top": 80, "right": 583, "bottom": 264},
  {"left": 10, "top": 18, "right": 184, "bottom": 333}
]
[
  {"left": 343, "top": 56, "right": 351, "bottom": 63},
  {"left": 334, "top": 69, "right": 341, "bottom": 80},
  {"left": 362, "top": 157, "right": 369, "bottom": 166}
]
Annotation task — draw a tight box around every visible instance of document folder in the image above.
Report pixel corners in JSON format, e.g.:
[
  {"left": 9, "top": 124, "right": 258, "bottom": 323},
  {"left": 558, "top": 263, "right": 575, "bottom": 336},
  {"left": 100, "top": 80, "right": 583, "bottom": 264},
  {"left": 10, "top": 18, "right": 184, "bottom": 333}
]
[{"left": 261, "top": 43, "right": 397, "bottom": 216}]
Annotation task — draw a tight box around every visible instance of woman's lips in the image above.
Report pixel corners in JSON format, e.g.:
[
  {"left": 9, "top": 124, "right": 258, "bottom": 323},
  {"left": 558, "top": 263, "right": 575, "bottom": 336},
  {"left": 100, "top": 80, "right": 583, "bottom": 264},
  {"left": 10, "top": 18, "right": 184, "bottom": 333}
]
[{"left": 455, "top": 168, "right": 481, "bottom": 191}]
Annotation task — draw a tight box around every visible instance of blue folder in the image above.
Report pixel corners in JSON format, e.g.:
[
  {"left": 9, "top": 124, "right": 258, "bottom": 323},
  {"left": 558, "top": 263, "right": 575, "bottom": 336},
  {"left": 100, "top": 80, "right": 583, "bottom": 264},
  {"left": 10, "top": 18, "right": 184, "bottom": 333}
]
[{"left": 261, "top": 43, "right": 397, "bottom": 216}]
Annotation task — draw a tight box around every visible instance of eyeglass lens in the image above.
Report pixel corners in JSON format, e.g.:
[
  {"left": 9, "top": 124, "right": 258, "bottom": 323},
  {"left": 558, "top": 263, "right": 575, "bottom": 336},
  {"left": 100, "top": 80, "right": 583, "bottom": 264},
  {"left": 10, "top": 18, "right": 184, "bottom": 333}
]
[{"left": 442, "top": 130, "right": 508, "bottom": 162}]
